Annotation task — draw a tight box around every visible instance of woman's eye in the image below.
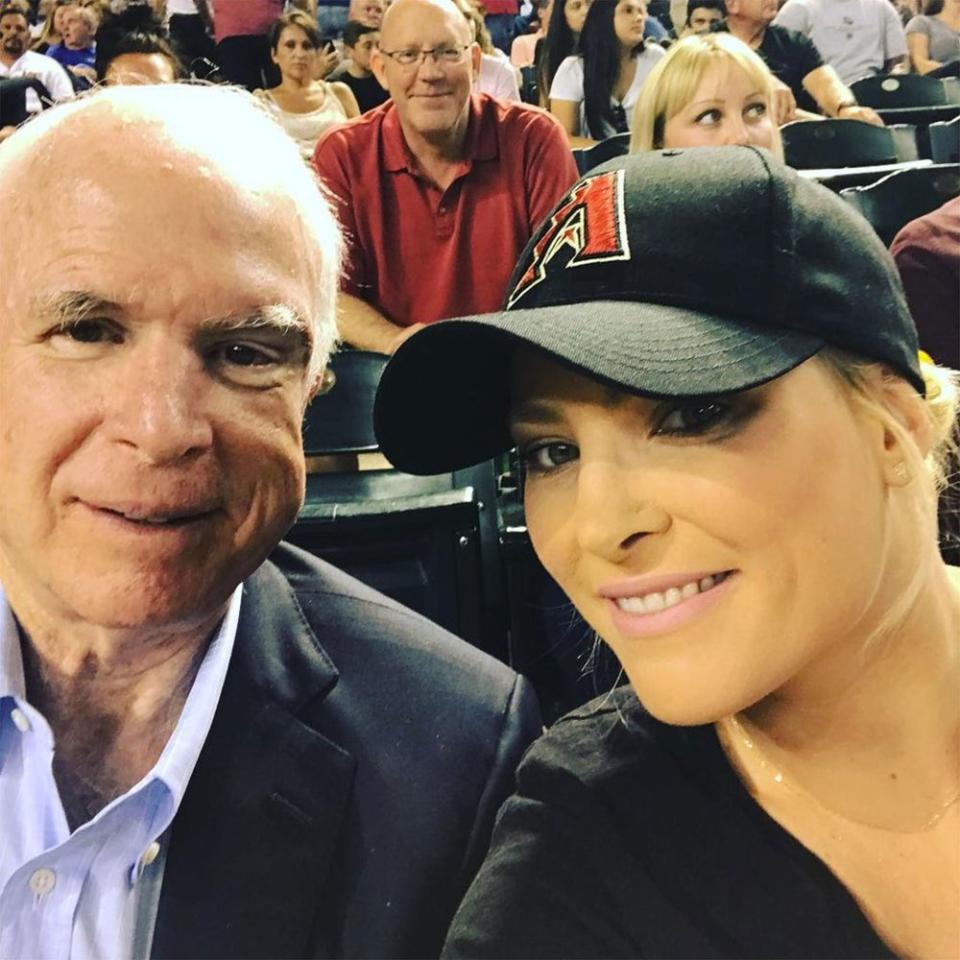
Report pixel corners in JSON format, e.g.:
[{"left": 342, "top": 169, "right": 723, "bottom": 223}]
[
  {"left": 655, "top": 399, "right": 733, "bottom": 437},
  {"left": 745, "top": 101, "right": 767, "bottom": 121},
  {"left": 694, "top": 108, "right": 721, "bottom": 126},
  {"left": 520, "top": 441, "right": 579, "bottom": 474}
]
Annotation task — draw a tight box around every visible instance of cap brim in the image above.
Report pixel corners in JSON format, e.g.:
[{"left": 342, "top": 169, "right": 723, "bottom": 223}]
[{"left": 374, "top": 300, "right": 825, "bottom": 475}]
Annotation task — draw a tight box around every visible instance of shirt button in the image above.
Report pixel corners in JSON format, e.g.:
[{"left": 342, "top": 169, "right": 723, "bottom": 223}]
[
  {"left": 10, "top": 708, "right": 30, "bottom": 733},
  {"left": 29, "top": 867, "right": 56, "bottom": 898},
  {"left": 140, "top": 842, "right": 161, "bottom": 868}
]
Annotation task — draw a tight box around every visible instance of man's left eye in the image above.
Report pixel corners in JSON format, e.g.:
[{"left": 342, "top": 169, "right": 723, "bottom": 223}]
[{"left": 219, "top": 343, "right": 276, "bottom": 367}]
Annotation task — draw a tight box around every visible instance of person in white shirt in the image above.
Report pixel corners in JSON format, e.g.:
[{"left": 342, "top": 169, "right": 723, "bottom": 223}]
[
  {"left": 773, "top": 0, "right": 908, "bottom": 84},
  {"left": 0, "top": 5, "right": 74, "bottom": 143},
  {"left": 550, "top": 0, "right": 665, "bottom": 143},
  {"left": 455, "top": 0, "right": 522, "bottom": 98}
]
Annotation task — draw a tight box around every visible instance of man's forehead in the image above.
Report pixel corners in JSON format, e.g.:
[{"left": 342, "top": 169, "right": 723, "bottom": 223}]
[
  {"left": 381, "top": 0, "right": 470, "bottom": 42},
  {"left": 2, "top": 98, "right": 291, "bottom": 204}
]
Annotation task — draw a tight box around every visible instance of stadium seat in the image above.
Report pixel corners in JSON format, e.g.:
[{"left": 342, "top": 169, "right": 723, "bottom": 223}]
[
  {"left": 573, "top": 132, "right": 631, "bottom": 174},
  {"left": 0, "top": 77, "right": 52, "bottom": 128},
  {"left": 851, "top": 73, "right": 950, "bottom": 109},
  {"left": 929, "top": 115, "right": 960, "bottom": 164},
  {"left": 293, "top": 350, "right": 509, "bottom": 660},
  {"left": 782, "top": 119, "right": 918, "bottom": 169},
  {"left": 302, "top": 350, "right": 386, "bottom": 456},
  {"left": 839, "top": 163, "right": 960, "bottom": 246}
]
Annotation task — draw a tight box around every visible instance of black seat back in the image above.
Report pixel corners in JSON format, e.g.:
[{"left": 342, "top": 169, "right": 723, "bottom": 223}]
[
  {"left": 929, "top": 115, "right": 960, "bottom": 164},
  {"left": 851, "top": 73, "right": 948, "bottom": 109},
  {"left": 573, "top": 132, "right": 631, "bottom": 175},
  {"left": 302, "top": 350, "right": 386, "bottom": 456},
  {"left": 840, "top": 163, "right": 960, "bottom": 246},
  {"left": 782, "top": 119, "right": 917, "bottom": 169},
  {"left": 0, "top": 76, "right": 52, "bottom": 128}
]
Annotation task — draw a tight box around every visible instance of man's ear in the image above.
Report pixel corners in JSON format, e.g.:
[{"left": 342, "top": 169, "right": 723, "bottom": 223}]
[
  {"left": 873, "top": 373, "right": 933, "bottom": 487},
  {"left": 470, "top": 40, "right": 481, "bottom": 80},
  {"left": 371, "top": 49, "right": 389, "bottom": 90}
]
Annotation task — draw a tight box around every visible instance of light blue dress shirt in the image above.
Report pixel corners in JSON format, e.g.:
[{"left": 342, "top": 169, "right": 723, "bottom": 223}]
[{"left": 0, "top": 582, "right": 242, "bottom": 960}]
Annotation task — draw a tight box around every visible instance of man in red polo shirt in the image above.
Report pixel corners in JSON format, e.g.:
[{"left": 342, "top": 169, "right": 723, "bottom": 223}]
[{"left": 312, "top": 0, "right": 577, "bottom": 354}]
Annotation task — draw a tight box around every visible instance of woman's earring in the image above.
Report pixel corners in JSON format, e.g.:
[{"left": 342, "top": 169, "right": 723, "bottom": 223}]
[{"left": 892, "top": 461, "right": 910, "bottom": 484}]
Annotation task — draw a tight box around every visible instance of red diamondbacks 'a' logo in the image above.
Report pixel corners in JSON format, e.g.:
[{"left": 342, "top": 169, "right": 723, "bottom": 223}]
[{"left": 507, "top": 168, "right": 631, "bottom": 309}]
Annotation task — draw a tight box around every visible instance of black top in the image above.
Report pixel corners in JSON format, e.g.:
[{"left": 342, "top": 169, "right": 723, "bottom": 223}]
[
  {"left": 339, "top": 70, "right": 389, "bottom": 113},
  {"left": 758, "top": 23, "right": 824, "bottom": 107},
  {"left": 443, "top": 688, "right": 896, "bottom": 960},
  {"left": 716, "top": 23, "right": 824, "bottom": 107}
]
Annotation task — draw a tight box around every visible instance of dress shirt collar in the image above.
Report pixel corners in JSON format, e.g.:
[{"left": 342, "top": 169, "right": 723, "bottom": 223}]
[
  {"left": 0, "top": 579, "right": 242, "bottom": 809},
  {"left": 382, "top": 92, "right": 500, "bottom": 175},
  {"left": 0, "top": 595, "right": 25, "bottom": 700}
]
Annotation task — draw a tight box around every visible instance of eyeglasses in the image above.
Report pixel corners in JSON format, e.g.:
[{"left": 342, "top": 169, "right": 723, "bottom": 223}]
[{"left": 379, "top": 45, "right": 470, "bottom": 68}]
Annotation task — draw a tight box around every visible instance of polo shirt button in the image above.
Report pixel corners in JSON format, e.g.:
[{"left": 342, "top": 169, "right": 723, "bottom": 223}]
[
  {"left": 29, "top": 867, "right": 56, "bottom": 898},
  {"left": 10, "top": 707, "right": 30, "bottom": 733},
  {"left": 140, "top": 842, "right": 161, "bottom": 868}
]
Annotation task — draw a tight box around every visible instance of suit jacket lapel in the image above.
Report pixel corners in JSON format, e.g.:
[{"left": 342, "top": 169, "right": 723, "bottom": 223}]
[{"left": 151, "top": 561, "right": 356, "bottom": 959}]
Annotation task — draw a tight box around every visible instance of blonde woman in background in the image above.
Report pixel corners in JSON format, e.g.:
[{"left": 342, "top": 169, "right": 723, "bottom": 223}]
[{"left": 631, "top": 31, "right": 782, "bottom": 156}]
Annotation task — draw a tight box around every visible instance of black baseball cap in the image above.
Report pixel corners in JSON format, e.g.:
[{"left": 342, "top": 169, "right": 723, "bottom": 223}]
[{"left": 374, "top": 147, "right": 923, "bottom": 475}]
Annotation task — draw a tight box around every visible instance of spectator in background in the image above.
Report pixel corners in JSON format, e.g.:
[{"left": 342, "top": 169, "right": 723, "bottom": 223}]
[
  {"left": 338, "top": 18, "right": 389, "bottom": 110},
  {"left": 0, "top": 3, "right": 73, "bottom": 142},
  {"left": 549, "top": 0, "right": 665, "bottom": 143},
  {"left": 891, "top": 197, "right": 960, "bottom": 369},
  {"left": 724, "top": 0, "right": 882, "bottom": 124},
  {"left": 46, "top": 3, "right": 97, "bottom": 83},
  {"left": 165, "top": 0, "right": 215, "bottom": 74},
  {"left": 483, "top": 0, "right": 519, "bottom": 52},
  {"left": 906, "top": 0, "right": 960, "bottom": 74},
  {"left": 630, "top": 32, "right": 782, "bottom": 153},
  {"left": 96, "top": 1, "right": 181, "bottom": 83},
  {"left": 316, "top": 0, "right": 349, "bottom": 37},
  {"left": 510, "top": 0, "right": 550, "bottom": 67},
  {"left": 538, "top": 0, "right": 591, "bottom": 104},
  {"left": 31, "top": 0, "right": 71, "bottom": 51},
  {"left": 348, "top": 0, "right": 384, "bottom": 24},
  {"left": 211, "top": 0, "right": 282, "bottom": 88},
  {"left": 773, "top": 0, "right": 908, "bottom": 84},
  {"left": 312, "top": 0, "right": 577, "bottom": 352},
  {"left": 454, "top": 0, "right": 522, "bottom": 98},
  {"left": 255, "top": 9, "right": 359, "bottom": 158},
  {"left": 682, "top": 0, "right": 725, "bottom": 35}
]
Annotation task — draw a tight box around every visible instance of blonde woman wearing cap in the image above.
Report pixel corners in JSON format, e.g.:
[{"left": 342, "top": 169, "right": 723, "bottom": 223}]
[
  {"left": 374, "top": 147, "right": 960, "bottom": 959},
  {"left": 630, "top": 32, "right": 784, "bottom": 156}
]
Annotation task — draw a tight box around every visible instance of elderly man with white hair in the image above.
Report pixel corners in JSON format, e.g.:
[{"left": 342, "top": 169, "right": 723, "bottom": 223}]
[{"left": 0, "top": 84, "right": 539, "bottom": 959}]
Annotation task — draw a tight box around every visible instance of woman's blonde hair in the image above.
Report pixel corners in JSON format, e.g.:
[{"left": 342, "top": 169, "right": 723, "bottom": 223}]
[{"left": 629, "top": 32, "right": 783, "bottom": 158}]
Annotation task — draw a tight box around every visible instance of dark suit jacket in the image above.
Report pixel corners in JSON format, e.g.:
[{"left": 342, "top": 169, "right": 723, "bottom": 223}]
[{"left": 150, "top": 542, "right": 542, "bottom": 959}]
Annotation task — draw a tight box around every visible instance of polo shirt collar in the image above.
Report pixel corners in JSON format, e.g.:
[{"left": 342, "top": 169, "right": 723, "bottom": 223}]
[{"left": 382, "top": 93, "right": 499, "bottom": 175}]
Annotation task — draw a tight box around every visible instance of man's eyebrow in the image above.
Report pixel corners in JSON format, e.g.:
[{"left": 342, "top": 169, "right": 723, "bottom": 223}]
[
  {"left": 31, "top": 295, "right": 312, "bottom": 347},
  {"left": 201, "top": 305, "right": 314, "bottom": 348},
  {"left": 32, "top": 291, "right": 123, "bottom": 324}
]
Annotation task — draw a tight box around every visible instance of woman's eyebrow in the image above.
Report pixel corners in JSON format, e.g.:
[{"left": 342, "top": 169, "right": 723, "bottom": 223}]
[{"left": 508, "top": 399, "right": 570, "bottom": 428}]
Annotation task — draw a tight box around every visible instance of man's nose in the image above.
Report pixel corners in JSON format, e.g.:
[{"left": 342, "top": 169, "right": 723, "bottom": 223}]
[
  {"left": 416, "top": 53, "right": 446, "bottom": 79},
  {"left": 573, "top": 456, "right": 670, "bottom": 562},
  {"left": 107, "top": 341, "right": 214, "bottom": 465}
]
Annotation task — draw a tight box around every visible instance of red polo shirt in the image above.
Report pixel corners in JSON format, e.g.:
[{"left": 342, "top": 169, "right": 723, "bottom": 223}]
[{"left": 313, "top": 93, "right": 578, "bottom": 326}]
